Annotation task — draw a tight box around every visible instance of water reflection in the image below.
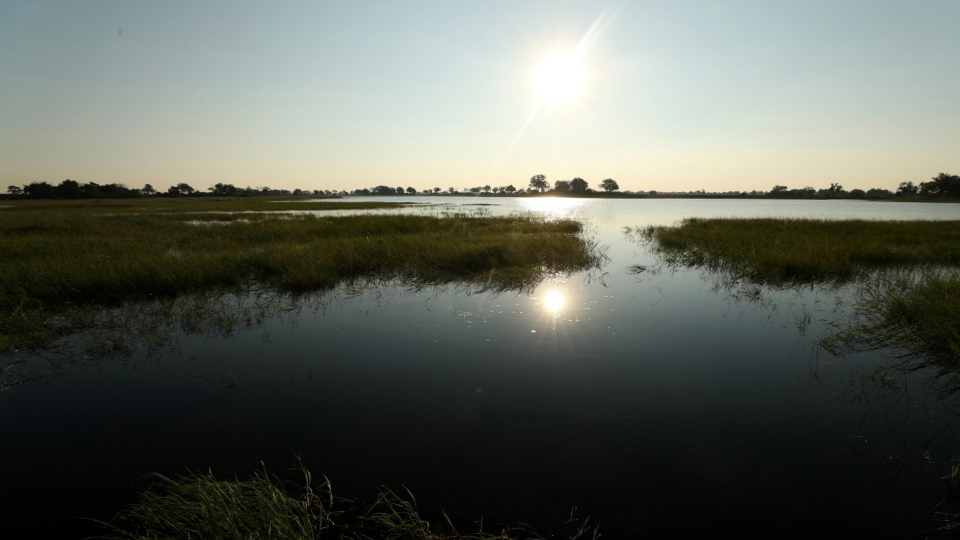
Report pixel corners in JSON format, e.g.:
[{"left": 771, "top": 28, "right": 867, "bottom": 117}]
[
  {"left": 543, "top": 290, "right": 565, "bottom": 313},
  {"left": 517, "top": 197, "right": 588, "bottom": 219}
]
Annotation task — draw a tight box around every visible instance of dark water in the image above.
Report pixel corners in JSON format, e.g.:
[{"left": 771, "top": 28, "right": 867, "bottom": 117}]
[{"left": 3, "top": 198, "right": 959, "bottom": 538}]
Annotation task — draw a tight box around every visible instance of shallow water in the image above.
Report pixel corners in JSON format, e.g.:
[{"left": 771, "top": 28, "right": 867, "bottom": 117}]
[{"left": 2, "top": 197, "right": 959, "bottom": 538}]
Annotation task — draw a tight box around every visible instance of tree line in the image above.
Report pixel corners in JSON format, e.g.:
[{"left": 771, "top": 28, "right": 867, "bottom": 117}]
[
  {"left": 767, "top": 173, "right": 960, "bottom": 199},
  {"left": 5, "top": 173, "right": 957, "bottom": 200},
  {"left": 4, "top": 180, "right": 348, "bottom": 200}
]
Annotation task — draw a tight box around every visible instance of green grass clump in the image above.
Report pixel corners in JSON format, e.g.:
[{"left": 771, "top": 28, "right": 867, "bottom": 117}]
[
  {"left": 637, "top": 218, "right": 960, "bottom": 364},
  {"left": 0, "top": 199, "right": 602, "bottom": 352},
  {"left": 95, "top": 462, "right": 599, "bottom": 540},
  {"left": 638, "top": 218, "right": 960, "bottom": 284},
  {"left": 828, "top": 273, "right": 960, "bottom": 365}
]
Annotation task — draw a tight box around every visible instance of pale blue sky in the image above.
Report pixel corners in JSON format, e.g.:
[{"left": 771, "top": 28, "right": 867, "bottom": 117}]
[{"left": 2, "top": 0, "right": 958, "bottom": 193}]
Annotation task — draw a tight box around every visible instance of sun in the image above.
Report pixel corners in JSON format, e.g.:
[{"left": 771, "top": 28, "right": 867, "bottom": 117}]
[{"left": 533, "top": 53, "right": 585, "bottom": 106}]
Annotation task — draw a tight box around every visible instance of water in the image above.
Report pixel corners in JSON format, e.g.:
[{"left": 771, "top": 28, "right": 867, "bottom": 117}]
[{"left": 2, "top": 198, "right": 959, "bottom": 538}]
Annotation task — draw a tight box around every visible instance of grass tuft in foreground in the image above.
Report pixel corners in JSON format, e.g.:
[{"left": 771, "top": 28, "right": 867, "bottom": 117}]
[{"left": 94, "top": 461, "right": 599, "bottom": 540}]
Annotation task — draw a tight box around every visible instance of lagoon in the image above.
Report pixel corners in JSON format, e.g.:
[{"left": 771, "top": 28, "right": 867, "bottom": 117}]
[{"left": 2, "top": 197, "right": 959, "bottom": 538}]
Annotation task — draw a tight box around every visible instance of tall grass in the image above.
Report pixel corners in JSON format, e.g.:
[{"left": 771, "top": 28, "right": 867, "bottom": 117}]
[
  {"left": 635, "top": 218, "right": 960, "bottom": 365},
  {"left": 0, "top": 200, "right": 603, "bottom": 352},
  {"left": 637, "top": 218, "right": 960, "bottom": 284},
  {"left": 823, "top": 272, "right": 960, "bottom": 366},
  {"left": 94, "top": 461, "right": 600, "bottom": 540}
]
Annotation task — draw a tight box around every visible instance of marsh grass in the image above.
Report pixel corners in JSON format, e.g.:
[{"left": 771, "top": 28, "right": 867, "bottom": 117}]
[
  {"left": 635, "top": 218, "right": 960, "bottom": 285},
  {"left": 823, "top": 272, "right": 960, "bottom": 367},
  {"left": 0, "top": 196, "right": 410, "bottom": 214},
  {"left": 94, "top": 461, "right": 600, "bottom": 540},
  {"left": 633, "top": 218, "right": 960, "bottom": 366},
  {"left": 0, "top": 199, "right": 603, "bottom": 354}
]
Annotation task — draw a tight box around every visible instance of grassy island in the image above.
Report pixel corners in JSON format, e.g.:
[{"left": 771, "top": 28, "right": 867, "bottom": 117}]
[{"left": 0, "top": 198, "right": 602, "bottom": 353}]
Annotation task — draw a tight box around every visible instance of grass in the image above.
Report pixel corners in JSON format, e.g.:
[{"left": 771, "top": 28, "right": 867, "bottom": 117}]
[
  {"left": 0, "top": 198, "right": 602, "bottom": 354},
  {"left": 635, "top": 218, "right": 960, "bottom": 365},
  {"left": 94, "top": 461, "right": 599, "bottom": 540},
  {"left": 824, "top": 272, "right": 960, "bottom": 366},
  {"left": 636, "top": 218, "right": 960, "bottom": 284}
]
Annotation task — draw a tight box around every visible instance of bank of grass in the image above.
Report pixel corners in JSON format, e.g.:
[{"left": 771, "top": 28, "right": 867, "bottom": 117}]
[
  {"left": 0, "top": 196, "right": 409, "bottom": 214},
  {"left": 0, "top": 199, "right": 602, "bottom": 352},
  {"left": 637, "top": 218, "right": 960, "bottom": 364},
  {"left": 95, "top": 462, "right": 599, "bottom": 540},
  {"left": 638, "top": 218, "right": 960, "bottom": 284}
]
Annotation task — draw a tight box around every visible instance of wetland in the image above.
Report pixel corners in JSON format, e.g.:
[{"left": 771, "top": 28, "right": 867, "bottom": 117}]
[{"left": 2, "top": 196, "right": 960, "bottom": 538}]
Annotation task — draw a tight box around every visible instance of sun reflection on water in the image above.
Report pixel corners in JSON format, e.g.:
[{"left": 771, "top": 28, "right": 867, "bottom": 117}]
[
  {"left": 543, "top": 290, "right": 565, "bottom": 313},
  {"left": 517, "top": 198, "right": 587, "bottom": 219}
]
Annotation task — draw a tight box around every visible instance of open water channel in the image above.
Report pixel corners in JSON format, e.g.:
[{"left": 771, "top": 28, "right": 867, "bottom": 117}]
[{"left": 2, "top": 197, "right": 959, "bottom": 538}]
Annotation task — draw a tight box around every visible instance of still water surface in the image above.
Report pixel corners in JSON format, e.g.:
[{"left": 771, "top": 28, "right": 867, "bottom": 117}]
[{"left": 2, "top": 198, "right": 959, "bottom": 538}]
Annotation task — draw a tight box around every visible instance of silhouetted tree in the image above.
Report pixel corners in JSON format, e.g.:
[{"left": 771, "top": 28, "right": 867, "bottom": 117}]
[
  {"left": 504, "top": 185, "right": 516, "bottom": 193},
  {"left": 55, "top": 179, "right": 81, "bottom": 199},
  {"left": 827, "top": 183, "right": 844, "bottom": 196},
  {"left": 553, "top": 180, "right": 570, "bottom": 193},
  {"left": 919, "top": 173, "right": 960, "bottom": 198},
  {"left": 176, "top": 183, "right": 196, "bottom": 195},
  {"left": 81, "top": 182, "right": 104, "bottom": 198},
  {"left": 769, "top": 185, "right": 788, "bottom": 196},
  {"left": 529, "top": 174, "right": 548, "bottom": 193},
  {"left": 600, "top": 179, "right": 619, "bottom": 192},
  {"left": 896, "top": 181, "right": 918, "bottom": 196},
  {"left": 433, "top": 187, "right": 441, "bottom": 194},
  {"left": 209, "top": 183, "right": 239, "bottom": 196},
  {"left": 570, "top": 177, "right": 588, "bottom": 193},
  {"left": 6, "top": 185, "right": 23, "bottom": 196},
  {"left": 24, "top": 182, "right": 56, "bottom": 199},
  {"left": 142, "top": 184, "right": 156, "bottom": 196},
  {"left": 406, "top": 186, "right": 416, "bottom": 194}
]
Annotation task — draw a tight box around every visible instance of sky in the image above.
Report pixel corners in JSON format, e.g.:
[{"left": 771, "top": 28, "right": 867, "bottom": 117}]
[{"left": 2, "top": 0, "right": 959, "bottom": 194}]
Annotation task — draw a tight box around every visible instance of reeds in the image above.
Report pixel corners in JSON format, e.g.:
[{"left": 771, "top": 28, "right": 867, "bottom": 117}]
[
  {"left": 94, "top": 461, "right": 600, "bottom": 540},
  {"left": 637, "top": 218, "right": 960, "bottom": 284},
  {"left": 635, "top": 218, "right": 960, "bottom": 364}
]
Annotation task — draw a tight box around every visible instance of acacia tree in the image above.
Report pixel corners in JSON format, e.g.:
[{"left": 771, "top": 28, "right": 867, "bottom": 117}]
[
  {"left": 142, "top": 184, "right": 156, "bottom": 196},
  {"left": 600, "top": 179, "right": 619, "bottom": 192},
  {"left": 827, "top": 183, "right": 844, "bottom": 196},
  {"left": 529, "top": 174, "right": 548, "bottom": 193},
  {"left": 769, "top": 185, "right": 788, "bottom": 196}
]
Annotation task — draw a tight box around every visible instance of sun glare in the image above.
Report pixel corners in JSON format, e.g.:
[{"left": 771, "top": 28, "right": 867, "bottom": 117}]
[
  {"left": 534, "top": 53, "right": 585, "bottom": 106},
  {"left": 544, "top": 290, "right": 565, "bottom": 313}
]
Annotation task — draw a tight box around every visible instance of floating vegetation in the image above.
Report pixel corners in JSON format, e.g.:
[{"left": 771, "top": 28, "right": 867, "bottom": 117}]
[{"left": 94, "top": 460, "right": 600, "bottom": 540}]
